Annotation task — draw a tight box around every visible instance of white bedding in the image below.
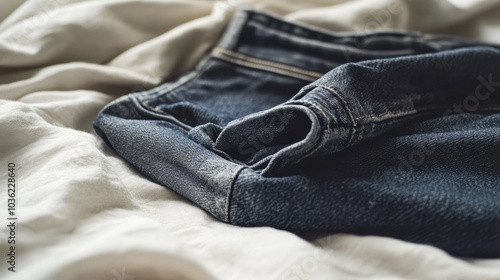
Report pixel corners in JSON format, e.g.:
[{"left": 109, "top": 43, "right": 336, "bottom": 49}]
[{"left": 1, "top": 0, "right": 500, "bottom": 279}]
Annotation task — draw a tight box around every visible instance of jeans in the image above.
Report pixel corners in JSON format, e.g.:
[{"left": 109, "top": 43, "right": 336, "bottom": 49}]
[{"left": 94, "top": 10, "right": 500, "bottom": 257}]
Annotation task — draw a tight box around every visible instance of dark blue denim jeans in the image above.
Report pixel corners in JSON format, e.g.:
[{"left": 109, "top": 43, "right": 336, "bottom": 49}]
[{"left": 94, "top": 10, "right": 500, "bottom": 257}]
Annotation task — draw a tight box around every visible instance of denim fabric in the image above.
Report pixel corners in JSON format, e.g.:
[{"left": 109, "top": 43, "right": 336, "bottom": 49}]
[{"left": 94, "top": 10, "right": 500, "bottom": 257}]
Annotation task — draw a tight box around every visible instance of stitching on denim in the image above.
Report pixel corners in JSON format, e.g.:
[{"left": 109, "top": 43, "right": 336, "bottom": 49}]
[
  {"left": 246, "top": 10, "right": 421, "bottom": 47},
  {"left": 318, "top": 86, "right": 461, "bottom": 124},
  {"left": 226, "top": 166, "right": 247, "bottom": 223},
  {"left": 140, "top": 58, "right": 212, "bottom": 101},
  {"left": 130, "top": 97, "right": 194, "bottom": 130},
  {"left": 214, "top": 47, "right": 324, "bottom": 77},
  {"left": 354, "top": 109, "right": 419, "bottom": 122},
  {"left": 355, "top": 120, "right": 366, "bottom": 146},
  {"left": 406, "top": 105, "right": 500, "bottom": 114},
  {"left": 214, "top": 54, "right": 318, "bottom": 82},
  {"left": 344, "top": 100, "right": 490, "bottom": 122},
  {"left": 303, "top": 100, "right": 331, "bottom": 133},
  {"left": 320, "top": 85, "right": 358, "bottom": 146},
  {"left": 322, "top": 86, "right": 420, "bottom": 124},
  {"left": 300, "top": 100, "right": 331, "bottom": 162},
  {"left": 212, "top": 47, "right": 322, "bottom": 81},
  {"left": 320, "top": 86, "right": 463, "bottom": 124},
  {"left": 140, "top": 60, "right": 216, "bottom": 113},
  {"left": 320, "top": 86, "right": 357, "bottom": 125},
  {"left": 352, "top": 103, "right": 492, "bottom": 123}
]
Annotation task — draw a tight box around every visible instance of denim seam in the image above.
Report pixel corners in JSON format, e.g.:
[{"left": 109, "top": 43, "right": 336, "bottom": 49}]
[
  {"left": 214, "top": 47, "right": 324, "bottom": 77},
  {"left": 212, "top": 47, "right": 322, "bottom": 82},
  {"left": 299, "top": 100, "right": 331, "bottom": 165},
  {"left": 300, "top": 103, "right": 500, "bottom": 135},
  {"left": 226, "top": 166, "right": 248, "bottom": 223},
  {"left": 139, "top": 60, "right": 216, "bottom": 114},
  {"left": 321, "top": 85, "right": 439, "bottom": 124},
  {"left": 319, "top": 85, "right": 358, "bottom": 146},
  {"left": 214, "top": 53, "right": 318, "bottom": 81},
  {"left": 137, "top": 69, "right": 198, "bottom": 101},
  {"left": 354, "top": 105, "right": 500, "bottom": 123},
  {"left": 320, "top": 85, "right": 358, "bottom": 124},
  {"left": 128, "top": 96, "right": 193, "bottom": 130},
  {"left": 247, "top": 19, "right": 425, "bottom": 59},
  {"left": 302, "top": 89, "right": 496, "bottom": 131},
  {"left": 303, "top": 100, "right": 331, "bottom": 130},
  {"left": 218, "top": 8, "right": 249, "bottom": 51},
  {"left": 245, "top": 9, "right": 421, "bottom": 43},
  {"left": 355, "top": 110, "right": 416, "bottom": 122},
  {"left": 319, "top": 85, "right": 498, "bottom": 125}
]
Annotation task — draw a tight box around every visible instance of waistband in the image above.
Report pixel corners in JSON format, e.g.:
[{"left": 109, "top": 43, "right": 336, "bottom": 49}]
[{"left": 211, "top": 9, "right": 491, "bottom": 81}]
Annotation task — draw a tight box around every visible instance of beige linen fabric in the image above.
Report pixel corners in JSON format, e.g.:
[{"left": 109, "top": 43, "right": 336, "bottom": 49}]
[{"left": 1, "top": 1, "right": 500, "bottom": 279}]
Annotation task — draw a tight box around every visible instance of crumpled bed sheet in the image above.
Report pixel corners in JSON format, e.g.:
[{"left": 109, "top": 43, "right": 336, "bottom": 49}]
[{"left": 1, "top": 0, "right": 500, "bottom": 279}]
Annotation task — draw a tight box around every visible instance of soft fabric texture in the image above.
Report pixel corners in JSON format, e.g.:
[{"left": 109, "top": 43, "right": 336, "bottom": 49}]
[
  {"left": 94, "top": 9, "right": 500, "bottom": 257},
  {"left": 1, "top": 0, "right": 500, "bottom": 279}
]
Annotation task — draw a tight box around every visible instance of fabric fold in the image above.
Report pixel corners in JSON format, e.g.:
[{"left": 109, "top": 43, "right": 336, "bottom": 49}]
[
  {"left": 215, "top": 47, "right": 500, "bottom": 176},
  {"left": 94, "top": 9, "right": 500, "bottom": 257}
]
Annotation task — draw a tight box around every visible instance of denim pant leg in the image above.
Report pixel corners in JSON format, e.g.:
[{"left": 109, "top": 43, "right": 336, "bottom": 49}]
[
  {"left": 221, "top": 47, "right": 500, "bottom": 258},
  {"left": 94, "top": 10, "right": 500, "bottom": 257}
]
